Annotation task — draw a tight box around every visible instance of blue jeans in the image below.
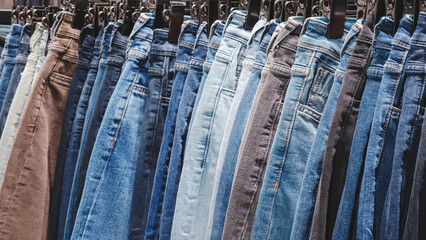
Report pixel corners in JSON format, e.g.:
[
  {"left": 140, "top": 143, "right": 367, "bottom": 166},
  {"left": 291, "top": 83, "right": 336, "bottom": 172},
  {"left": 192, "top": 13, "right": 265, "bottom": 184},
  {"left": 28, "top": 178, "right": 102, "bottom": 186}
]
[
  {"left": 0, "top": 23, "right": 30, "bottom": 137},
  {"left": 332, "top": 16, "right": 394, "bottom": 240},
  {"left": 171, "top": 11, "right": 251, "bottom": 240},
  {"left": 48, "top": 24, "right": 95, "bottom": 240},
  {"left": 210, "top": 19, "right": 277, "bottom": 240},
  {"left": 144, "top": 19, "right": 199, "bottom": 239},
  {"left": 251, "top": 17, "right": 357, "bottom": 240},
  {"left": 63, "top": 22, "right": 114, "bottom": 240},
  {"left": 381, "top": 14, "right": 426, "bottom": 240},
  {"left": 127, "top": 27, "right": 178, "bottom": 239},
  {"left": 356, "top": 15, "right": 414, "bottom": 240},
  {"left": 158, "top": 21, "right": 221, "bottom": 240},
  {"left": 288, "top": 19, "right": 362, "bottom": 240},
  {"left": 70, "top": 14, "right": 154, "bottom": 240},
  {"left": 0, "top": 24, "right": 22, "bottom": 116}
]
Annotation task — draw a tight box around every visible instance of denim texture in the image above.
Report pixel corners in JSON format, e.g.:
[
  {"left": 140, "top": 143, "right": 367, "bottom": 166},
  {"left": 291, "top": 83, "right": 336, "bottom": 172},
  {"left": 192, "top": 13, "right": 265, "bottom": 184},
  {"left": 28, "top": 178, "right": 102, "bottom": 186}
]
[
  {"left": 127, "top": 26, "right": 178, "bottom": 239},
  {"left": 0, "top": 23, "right": 43, "bottom": 183},
  {"left": 70, "top": 14, "right": 154, "bottom": 240},
  {"left": 0, "top": 13, "right": 80, "bottom": 240},
  {"left": 0, "top": 24, "right": 22, "bottom": 116},
  {"left": 310, "top": 12, "right": 374, "bottom": 240},
  {"left": 33, "top": 29, "right": 48, "bottom": 80},
  {"left": 63, "top": 22, "right": 118, "bottom": 240},
  {"left": 288, "top": 19, "right": 362, "bottom": 240},
  {"left": 210, "top": 19, "right": 278, "bottom": 240},
  {"left": 0, "top": 34, "right": 7, "bottom": 75},
  {"left": 381, "top": 13, "right": 426, "bottom": 240},
  {"left": 356, "top": 15, "right": 414, "bottom": 240},
  {"left": 144, "top": 20, "right": 199, "bottom": 239},
  {"left": 332, "top": 16, "right": 394, "bottom": 240},
  {"left": 61, "top": 27, "right": 103, "bottom": 240},
  {"left": 157, "top": 21, "right": 220, "bottom": 240},
  {"left": 0, "top": 23, "right": 30, "bottom": 137},
  {"left": 48, "top": 24, "right": 95, "bottom": 240},
  {"left": 248, "top": 17, "right": 357, "bottom": 240},
  {"left": 172, "top": 11, "right": 251, "bottom": 239}
]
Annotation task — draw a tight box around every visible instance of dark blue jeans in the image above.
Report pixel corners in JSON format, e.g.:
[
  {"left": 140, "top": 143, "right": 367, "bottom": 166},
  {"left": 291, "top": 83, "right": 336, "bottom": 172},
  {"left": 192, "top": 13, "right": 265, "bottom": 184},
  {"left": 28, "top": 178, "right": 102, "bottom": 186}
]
[
  {"left": 48, "top": 24, "right": 95, "bottom": 240},
  {"left": 144, "top": 20, "right": 199, "bottom": 239},
  {"left": 0, "top": 23, "right": 30, "bottom": 137},
  {"left": 0, "top": 24, "right": 22, "bottom": 119},
  {"left": 381, "top": 13, "right": 426, "bottom": 240},
  {"left": 332, "top": 16, "right": 394, "bottom": 240},
  {"left": 128, "top": 27, "right": 177, "bottom": 239}
]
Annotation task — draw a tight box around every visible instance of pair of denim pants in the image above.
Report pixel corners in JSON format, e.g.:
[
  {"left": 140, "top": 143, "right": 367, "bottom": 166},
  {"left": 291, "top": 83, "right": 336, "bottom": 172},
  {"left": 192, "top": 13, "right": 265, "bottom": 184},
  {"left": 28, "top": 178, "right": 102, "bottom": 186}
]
[
  {"left": 310, "top": 12, "right": 375, "bottom": 240},
  {"left": 0, "top": 24, "right": 22, "bottom": 115},
  {"left": 70, "top": 14, "right": 154, "bottom": 240},
  {"left": 63, "top": 22, "right": 118, "bottom": 240},
  {"left": 381, "top": 13, "right": 426, "bottom": 240},
  {"left": 250, "top": 17, "right": 357, "bottom": 240},
  {"left": 33, "top": 29, "right": 48, "bottom": 79},
  {"left": 211, "top": 19, "right": 278, "bottom": 240},
  {"left": 48, "top": 24, "right": 95, "bottom": 240},
  {"left": 144, "top": 20, "right": 200, "bottom": 239},
  {"left": 61, "top": 26, "right": 104, "bottom": 240},
  {"left": 288, "top": 18, "right": 362, "bottom": 240},
  {"left": 356, "top": 15, "right": 414, "bottom": 240},
  {"left": 0, "top": 23, "right": 43, "bottom": 184},
  {"left": 127, "top": 26, "right": 178, "bottom": 239},
  {"left": 0, "top": 23, "right": 31, "bottom": 137},
  {"left": 222, "top": 19, "right": 303, "bottom": 240},
  {"left": 332, "top": 16, "right": 394, "bottom": 240},
  {"left": 171, "top": 11, "right": 251, "bottom": 239},
  {"left": 157, "top": 21, "right": 221, "bottom": 240},
  {"left": 0, "top": 13, "right": 80, "bottom": 240}
]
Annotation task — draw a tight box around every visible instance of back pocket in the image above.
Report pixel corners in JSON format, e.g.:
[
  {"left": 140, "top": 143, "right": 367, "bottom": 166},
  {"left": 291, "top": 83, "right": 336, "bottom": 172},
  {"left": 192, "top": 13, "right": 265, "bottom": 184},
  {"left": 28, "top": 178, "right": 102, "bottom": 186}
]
[{"left": 305, "top": 67, "right": 335, "bottom": 114}]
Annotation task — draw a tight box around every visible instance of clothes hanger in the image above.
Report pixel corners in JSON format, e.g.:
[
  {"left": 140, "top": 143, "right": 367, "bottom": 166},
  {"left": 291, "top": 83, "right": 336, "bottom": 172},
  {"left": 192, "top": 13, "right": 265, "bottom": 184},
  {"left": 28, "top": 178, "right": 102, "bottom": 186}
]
[
  {"left": 385, "top": 0, "right": 403, "bottom": 34},
  {"left": 327, "top": 0, "right": 348, "bottom": 38},
  {"left": 120, "top": 0, "right": 142, "bottom": 36},
  {"left": 72, "top": 0, "right": 88, "bottom": 29},
  {"left": 245, "top": 0, "right": 262, "bottom": 28}
]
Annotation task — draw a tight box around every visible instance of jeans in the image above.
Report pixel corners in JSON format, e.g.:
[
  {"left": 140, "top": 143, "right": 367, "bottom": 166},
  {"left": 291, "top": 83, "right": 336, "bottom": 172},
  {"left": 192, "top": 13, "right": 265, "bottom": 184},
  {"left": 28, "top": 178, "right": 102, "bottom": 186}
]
[
  {"left": 0, "top": 24, "right": 22, "bottom": 114},
  {"left": 356, "top": 15, "right": 414, "bottom": 240},
  {"left": 0, "top": 13, "right": 80, "bottom": 240},
  {"left": 288, "top": 18, "right": 362, "bottom": 240},
  {"left": 48, "top": 24, "right": 95, "bottom": 240},
  {"left": 0, "top": 23, "right": 31, "bottom": 137},
  {"left": 250, "top": 17, "right": 357, "bottom": 240},
  {"left": 70, "top": 14, "right": 154, "bottom": 240},
  {"left": 127, "top": 27, "right": 178, "bottom": 239},
  {"left": 211, "top": 19, "right": 278, "bottom": 240},
  {"left": 332, "top": 16, "right": 394, "bottom": 240},
  {"left": 223, "top": 19, "right": 303, "bottom": 240},
  {"left": 33, "top": 29, "right": 48, "bottom": 80},
  {"left": 310, "top": 12, "right": 375, "bottom": 240},
  {"left": 381, "top": 13, "right": 426, "bottom": 240},
  {"left": 158, "top": 21, "right": 221, "bottom": 240},
  {"left": 0, "top": 22, "right": 44, "bottom": 184},
  {"left": 171, "top": 11, "right": 251, "bottom": 240},
  {"left": 62, "top": 26, "right": 104, "bottom": 240},
  {"left": 144, "top": 19, "right": 199, "bottom": 239}
]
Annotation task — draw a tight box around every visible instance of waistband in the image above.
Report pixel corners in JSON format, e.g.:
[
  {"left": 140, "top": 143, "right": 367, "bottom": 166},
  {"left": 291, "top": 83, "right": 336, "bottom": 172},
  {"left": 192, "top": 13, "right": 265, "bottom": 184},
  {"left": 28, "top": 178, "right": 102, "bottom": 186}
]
[
  {"left": 178, "top": 20, "right": 199, "bottom": 51},
  {"left": 373, "top": 16, "right": 394, "bottom": 49},
  {"left": 77, "top": 25, "right": 96, "bottom": 66},
  {"left": 391, "top": 15, "right": 414, "bottom": 50},
  {"left": 6, "top": 24, "right": 23, "bottom": 47},
  {"left": 127, "top": 13, "right": 154, "bottom": 60},
  {"left": 20, "top": 23, "right": 32, "bottom": 46},
  {"left": 150, "top": 28, "right": 178, "bottom": 56},
  {"left": 258, "top": 20, "right": 279, "bottom": 52},
  {"left": 410, "top": 12, "right": 426, "bottom": 46},
  {"left": 341, "top": 18, "right": 363, "bottom": 57},
  {"left": 222, "top": 10, "right": 251, "bottom": 44},
  {"left": 54, "top": 12, "right": 81, "bottom": 40},
  {"left": 193, "top": 22, "right": 209, "bottom": 52},
  {"left": 301, "top": 17, "right": 357, "bottom": 38},
  {"left": 267, "top": 19, "right": 302, "bottom": 55},
  {"left": 30, "top": 23, "right": 44, "bottom": 51},
  {"left": 208, "top": 20, "right": 225, "bottom": 49},
  {"left": 110, "top": 20, "right": 129, "bottom": 51}
]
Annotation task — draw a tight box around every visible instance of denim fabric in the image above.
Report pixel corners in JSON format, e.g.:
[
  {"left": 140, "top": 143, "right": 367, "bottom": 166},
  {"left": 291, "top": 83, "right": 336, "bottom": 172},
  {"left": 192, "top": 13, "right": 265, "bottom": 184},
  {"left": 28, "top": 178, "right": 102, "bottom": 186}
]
[
  {"left": 221, "top": 19, "right": 302, "bottom": 240},
  {"left": 144, "top": 20, "right": 199, "bottom": 240},
  {"left": 311, "top": 12, "right": 374, "bottom": 240},
  {"left": 62, "top": 26, "right": 104, "bottom": 240},
  {"left": 33, "top": 29, "right": 48, "bottom": 80},
  {"left": 48, "top": 24, "right": 95, "bottom": 240},
  {"left": 332, "top": 16, "right": 394, "bottom": 240},
  {"left": 63, "top": 22, "right": 118, "bottom": 240},
  {"left": 356, "top": 15, "right": 414, "bottom": 240},
  {"left": 0, "top": 23, "right": 30, "bottom": 137},
  {"left": 250, "top": 17, "right": 357, "bottom": 240},
  {"left": 0, "top": 35, "right": 7, "bottom": 74},
  {"left": 288, "top": 19, "right": 362, "bottom": 240},
  {"left": 0, "top": 24, "right": 22, "bottom": 114},
  {"left": 381, "top": 14, "right": 426, "bottom": 240},
  {"left": 70, "top": 14, "right": 153, "bottom": 240},
  {"left": 158, "top": 21, "right": 220, "bottom": 240},
  {"left": 171, "top": 11, "right": 251, "bottom": 239},
  {"left": 0, "top": 23, "right": 43, "bottom": 184},
  {"left": 127, "top": 26, "right": 178, "bottom": 239},
  {"left": 210, "top": 19, "right": 278, "bottom": 240}
]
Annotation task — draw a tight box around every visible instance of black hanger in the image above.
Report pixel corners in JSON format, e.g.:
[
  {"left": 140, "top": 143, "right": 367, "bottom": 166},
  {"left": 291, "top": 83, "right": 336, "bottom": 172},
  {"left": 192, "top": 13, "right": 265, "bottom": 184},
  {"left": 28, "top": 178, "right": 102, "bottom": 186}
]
[
  {"left": 28, "top": 6, "right": 47, "bottom": 34},
  {"left": 385, "top": 0, "right": 403, "bottom": 34},
  {"left": 168, "top": 1, "right": 186, "bottom": 42},
  {"left": 121, "top": 0, "right": 141, "bottom": 36},
  {"left": 245, "top": 0, "right": 261, "bottom": 29},
  {"left": 327, "top": 0, "right": 348, "bottom": 38},
  {"left": 72, "top": 0, "right": 88, "bottom": 29}
]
